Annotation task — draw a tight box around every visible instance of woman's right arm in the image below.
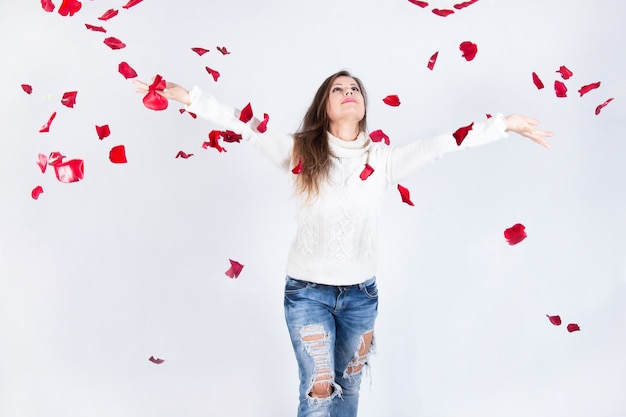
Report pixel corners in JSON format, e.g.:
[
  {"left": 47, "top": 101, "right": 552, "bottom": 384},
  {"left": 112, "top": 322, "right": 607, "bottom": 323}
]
[{"left": 133, "top": 80, "right": 293, "bottom": 173}]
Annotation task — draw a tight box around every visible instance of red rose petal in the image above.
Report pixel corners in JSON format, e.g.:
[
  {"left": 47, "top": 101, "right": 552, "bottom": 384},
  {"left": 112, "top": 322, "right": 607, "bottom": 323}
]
[
  {"left": 291, "top": 158, "right": 303, "bottom": 174},
  {"left": 179, "top": 108, "right": 197, "bottom": 119},
  {"left": 142, "top": 74, "right": 168, "bottom": 111},
  {"left": 578, "top": 81, "right": 601, "bottom": 97},
  {"left": 397, "top": 184, "right": 414, "bottom": 206},
  {"left": 556, "top": 65, "right": 573, "bottom": 80},
  {"left": 408, "top": 0, "right": 429, "bottom": 7},
  {"left": 41, "top": 0, "right": 55, "bottom": 12},
  {"left": 217, "top": 46, "right": 231, "bottom": 55},
  {"left": 567, "top": 323, "right": 580, "bottom": 333},
  {"left": 98, "top": 8, "right": 118, "bottom": 21},
  {"left": 103, "top": 37, "right": 126, "bottom": 50},
  {"left": 221, "top": 130, "right": 242, "bottom": 143},
  {"left": 48, "top": 151, "right": 66, "bottom": 166},
  {"left": 369, "top": 129, "right": 390, "bottom": 145},
  {"left": 427, "top": 51, "right": 438, "bottom": 70},
  {"left": 191, "top": 47, "right": 210, "bottom": 56},
  {"left": 546, "top": 314, "right": 562, "bottom": 326},
  {"left": 360, "top": 163, "right": 374, "bottom": 180},
  {"left": 31, "top": 185, "right": 44, "bottom": 200},
  {"left": 21, "top": 84, "right": 33, "bottom": 94},
  {"left": 486, "top": 113, "right": 492, "bottom": 118},
  {"left": 459, "top": 41, "right": 478, "bottom": 61},
  {"left": 453, "top": 122, "right": 473, "bottom": 146},
  {"left": 432, "top": 8, "right": 454, "bottom": 17},
  {"left": 239, "top": 102, "right": 253, "bottom": 123},
  {"left": 532, "top": 72, "right": 545, "bottom": 90},
  {"left": 554, "top": 80, "right": 568, "bottom": 98},
  {"left": 148, "top": 356, "right": 165, "bottom": 364},
  {"left": 118, "top": 61, "right": 137, "bottom": 79},
  {"left": 382, "top": 95, "right": 400, "bottom": 107},
  {"left": 504, "top": 223, "right": 527, "bottom": 245},
  {"left": 54, "top": 159, "right": 84, "bottom": 183},
  {"left": 39, "top": 112, "right": 57, "bottom": 133},
  {"left": 61, "top": 91, "right": 77, "bottom": 108},
  {"left": 595, "top": 97, "right": 614, "bottom": 115},
  {"left": 122, "top": 0, "right": 143, "bottom": 9},
  {"left": 109, "top": 145, "right": 127, "bottom": 163},
  {"left": 85, "top": 23, "right": 106, "bottom": 32},
  {"left": 225, "top": 259, "right": 244, "bottom": 278},
  {"left": 95, "top": 124, "right": 110, "bottom": 140},
  {"left": 36, "top": 153, "right": 48, "bottom": 173},
  {"left": 257, "top": 113, "right": 270, "bottom": 133},
  {"left": 454, "top": 0, "right": 479, "bottom": 9},
  {"left": 205, "top": 66, "right": 220, "bottom": 82},
  {"left": 58, "top": 0, "right": 81, "bottom": 16},
  {"left": 175, "top": 151, "right": 193, "bottom": 159},
  {"left": 205, "top": 130, "right": 227, "bottom": 153}
]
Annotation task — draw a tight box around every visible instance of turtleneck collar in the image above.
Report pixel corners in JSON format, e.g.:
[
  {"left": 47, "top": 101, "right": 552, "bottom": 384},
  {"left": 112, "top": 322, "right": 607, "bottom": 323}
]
[{"left": 327, "top": 131, "right": 371, "bottom": 159}]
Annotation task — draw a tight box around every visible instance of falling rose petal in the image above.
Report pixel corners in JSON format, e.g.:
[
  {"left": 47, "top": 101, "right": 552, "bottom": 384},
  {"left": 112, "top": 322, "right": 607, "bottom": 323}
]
[
  {"left": 360, "top": 163, "right": 374, "bottom": 180},
  {"left": 221, "top": 130, "right": 242, "bottom": 143},
  {"left": 453, "top": 122, "right": 474, "bottom": 146},
  {"left": 205, "top": 66, "right": 220, "bottom": 82},
  {"left": 486, "top": 113, "right": 492, "bottom": 118},
  {"left": 98, "top": 8, "right": 118, "bottom": 21},
  {"left": 179, "top": 108, "right": 197, "bottom": 119},
  {"left": 143, "top": 74, "right": 168, "bottom": 111},
  {"left": 397, "top": 184, "right": 414, "bottom": 206},
  {"left": 239, "top": 102, "right": 253, "bottom": 123},
  {"left": 408, "top": 0, "right": 429, "bottom": 7},
  {"left": 257, "top": 113, "right": 270, "bottom": 133},
  {"left": 369, "top": 129, "right": 390, "bottom": 145},
  {"left": 95, "top": 124, "right": 110, "bottom": 140},
  {"left": 382, "top": 95, "right": 400, "bottom": 107},
  {"left": 432, "top": 8, "right": 454, "bottom": 17},
  {"left": 504, "top": 223, "right": 527, "bottom": 245},
  {"left": 175, "top": 151, "right": 194, "bottom": 159},
  {"left": 21, "top": 84, "right": 33, "bottom": 94},
  {"left": 103, "top": 37, "right": 126, "bottom": 50},
  {"left": 532, "top": 72, "right": 544, "bottom": 90},
  {"left": 291, "top": 158, "right": 303, "bottom": 174},
  {"left": 39, "top": 112, "right": 57, "bottom": 133},
  {"left": 578, "top": 81, "right": 601, "bottom": 97},
  {"left": 109, "top": 145, "right": 127, "bottom": 163},
  {"left": 427, "top": 51, "right": 438, "bottom": 70},
  {"left": 54, "top": 159, "right": 84, "bottom": 183},
  {"left": 85, "top": 23, "right": 106, "bottom": 32},
  {"left": 41, "top": 0, "right": 55, "bottom": 13},
  {"left": 205, "top": 130, "right": 226, "bottom": 153},
  {"left": 216, "top": 46, "right": 231, "bottom": 55},
  {"left": 61, "top": 91, "right": 77, "bottom": 108},
  {"left": 118, "top": 61, "right": 137, "bottom": 79},
  {"left": 546, "top": 314, "right": 562, "bottom": 326},
  {"left": 122, "top": 0, "right": 143, "bottom": 9},
  {"left": 595, "top": 97, "right": 614, "bottom": 115},
  {"left": 225, "top": 259, "right": 244, "bottom": 279},
  {"left": 454, "top": 0, "right": 479, "bottom": 9},
  {"left": 459, "top": 41, "right": 478, "bottom": 61},
  {"left": 567, "top": 323, "right": 581, "bottom": 333},
  {"left": 556, "top": 65, "right": 573, "bottom": 80},
  {"left": 554, "top": 80, "right": 568, "bottom": 98},
  {"left": 148, "top": 356, "right": 165, "bottom": 364},
  {"left": 48, "top": 151, "right": 66, "bottom": 166},
  {"left": 191, "top": 47, "right": 210, "bottom": 56},
  {"left": 58, "top": 0, "right": 81, "bottom": 16},
  {"left": 36, "top": 153, "right": 48, "bottom": 173},
  {"left": 31, "top": 185, "right": 44, "bottom": 200}
]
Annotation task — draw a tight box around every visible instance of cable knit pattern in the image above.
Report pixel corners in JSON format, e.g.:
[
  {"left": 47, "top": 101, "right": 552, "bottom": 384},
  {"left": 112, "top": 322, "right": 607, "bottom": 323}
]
[{"left": 186, "top": 86, "right": 509, "bottom": 285}]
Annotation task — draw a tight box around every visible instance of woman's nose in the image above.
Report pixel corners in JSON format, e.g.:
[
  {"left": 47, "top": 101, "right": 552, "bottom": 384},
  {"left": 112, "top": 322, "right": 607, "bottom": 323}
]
[{"left": 345, "top": 89, "right": 353, "bottom": 95}]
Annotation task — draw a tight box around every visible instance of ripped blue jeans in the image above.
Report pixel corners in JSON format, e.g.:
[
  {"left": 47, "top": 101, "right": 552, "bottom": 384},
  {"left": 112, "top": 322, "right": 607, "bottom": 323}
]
[{"left": 284, "top": 276, "right": 378, "bottom": 417}]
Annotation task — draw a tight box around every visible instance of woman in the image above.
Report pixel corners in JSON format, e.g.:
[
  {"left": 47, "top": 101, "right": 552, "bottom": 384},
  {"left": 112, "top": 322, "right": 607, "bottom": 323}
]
[{"left": 134, "top": 70, "right": 552, "bottom": 417}]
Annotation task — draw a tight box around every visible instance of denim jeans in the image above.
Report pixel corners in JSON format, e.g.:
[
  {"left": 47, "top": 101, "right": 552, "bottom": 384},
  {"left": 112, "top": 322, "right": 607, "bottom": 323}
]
[{"left": 284, "top": 276, "right": 379, "bottom": 417}]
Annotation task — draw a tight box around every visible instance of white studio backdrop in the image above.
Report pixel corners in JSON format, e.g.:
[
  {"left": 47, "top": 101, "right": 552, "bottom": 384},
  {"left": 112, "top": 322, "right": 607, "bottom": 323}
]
[{"left": 1, "top": 1, "right": 625, "bottom": 416}]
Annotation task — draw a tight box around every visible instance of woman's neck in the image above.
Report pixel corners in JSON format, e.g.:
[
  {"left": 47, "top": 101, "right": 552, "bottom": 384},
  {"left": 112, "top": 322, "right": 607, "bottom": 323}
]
[{"left": 328, "top": 122, "right": 360, "bottom": 141}]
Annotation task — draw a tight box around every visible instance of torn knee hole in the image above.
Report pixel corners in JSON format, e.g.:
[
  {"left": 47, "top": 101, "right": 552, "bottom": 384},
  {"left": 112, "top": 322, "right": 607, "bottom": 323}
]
[{"left": 346, "top": 330, "right": 374, "bottom": 375}]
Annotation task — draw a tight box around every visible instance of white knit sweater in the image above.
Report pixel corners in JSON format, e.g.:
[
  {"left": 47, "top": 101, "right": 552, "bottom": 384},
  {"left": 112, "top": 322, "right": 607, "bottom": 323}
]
[{"left": 186, "top": 86, "right": 509, "bottom": 285}]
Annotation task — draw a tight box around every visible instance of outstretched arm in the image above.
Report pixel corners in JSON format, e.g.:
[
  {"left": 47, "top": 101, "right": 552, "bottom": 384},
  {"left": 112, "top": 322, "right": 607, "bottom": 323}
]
[{"left": 504, "top": 114, "right": 553, "bottom": 149}]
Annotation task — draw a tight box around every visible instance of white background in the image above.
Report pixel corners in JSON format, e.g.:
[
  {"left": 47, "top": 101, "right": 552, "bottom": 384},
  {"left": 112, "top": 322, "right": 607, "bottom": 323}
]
[{"left": 1, "top": 1, "right": 625, "bottom": 416}]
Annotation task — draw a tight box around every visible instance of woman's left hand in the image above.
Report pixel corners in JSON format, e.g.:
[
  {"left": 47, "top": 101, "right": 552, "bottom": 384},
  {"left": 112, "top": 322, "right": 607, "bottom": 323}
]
[{"left": 504, "top": 114, "right": 554, "bottom": 149}]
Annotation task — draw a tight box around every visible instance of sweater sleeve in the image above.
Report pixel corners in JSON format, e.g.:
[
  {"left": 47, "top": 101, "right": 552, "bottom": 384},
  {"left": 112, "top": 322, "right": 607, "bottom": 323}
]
[
  {"left": 384, "top": 114, "right": 509, "bottom": 183},
  {"left": 185, "top": 86, "right": 293, "bottom": 173}
]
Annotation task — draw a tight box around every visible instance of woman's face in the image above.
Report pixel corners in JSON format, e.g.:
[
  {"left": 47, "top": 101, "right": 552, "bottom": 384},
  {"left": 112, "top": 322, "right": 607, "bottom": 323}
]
[{"left": 326, "top": 76, "right": 365, "bottom": 125}]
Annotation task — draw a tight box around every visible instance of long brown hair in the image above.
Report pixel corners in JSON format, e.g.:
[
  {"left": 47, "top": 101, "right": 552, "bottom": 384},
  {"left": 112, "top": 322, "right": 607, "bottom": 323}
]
[{"left": 292, "top": 70, "right": 368, "bottom": 199}]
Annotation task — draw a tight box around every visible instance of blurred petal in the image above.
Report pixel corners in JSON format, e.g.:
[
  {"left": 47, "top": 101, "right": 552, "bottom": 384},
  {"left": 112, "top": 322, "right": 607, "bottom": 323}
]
[
  {"left": 61, "top": 91, "right": 77, "bottom": 108},
  {"left": 432, "top": 8, "right": 454, "bottom": 17},
  {"left": 37, "top": 153, "right": 48, "bottom": 173},
  {"left": 397, "top": 184, "right": 414, "bottom": 206},
  {"left": 39, "top": 112, "right": 57, "bottom": 133},
  {"left": 546, "top": 314, "right": 562, "bottom": 326},
  {"left": 291, "top": 158, "right": 303, "bottom": 174},
  {"left": 595, "top": 97, "right": 614, "bottom": 115},
  {"left": 118, "top": 61, "right": 137, "bottom": 79},
  {"left": 578, "top": 81, "right": 601, "bottom": 97},
  {"left": 175, "top": 151, "right": 194, "bottom": 159},
  {"left": 225, "top": 259, "right": 244, "bottom": 278},
  {"left": 532, "top": 72, "right": 544, "bottom": 90},
  {"left": 459, "top": 41, "right": 478, "bottom": 61},
  {"left": 95, "top": 124, "right": 110, "bottom": 140},
  {"left": 103, "top": 37, "right": 126, "bottom": 50},
  {"left": 48, "top": 151, "right": 66, "bottom": 166},
  {"left": 41, "top": 0, "right": 55, "bottom": 12},
  {"left": 382, "top": 95, "right": 400, "bottom": 107},
  {"left": 148, "top": 356, "right": 165, "bottom": 364},
  {"left": 31, "top": 185, "right": 44, "bottom": 200},
  {"left": 504, "top": 223, "right": 527, "bottom": 245},
  {"left": 122, "top": 0, "right": 143, "bottom": 9},
  {"left": 566, "top": 323, "right": 580, "bottom": 333},
  {"left": 98, "top": 8, "right": 118, "bottom": 20},
  {"left": 217, "top": 46, "right": 231, "bottom": 55},
  {"left": 58, "top": 0, "right": 81, "bottom": 16},
  {"left": 554, "top": 80, "right": 567, "bottom": 97},
  {"left": 454, "top": 0, "right": 479, "bottom": 9},
  {"left": 257, "top": 113, "right": 270, "bottom": 133},
  {"left": 21, "top": 84, "right": 33, "bottom": 94},
  {"left": 556, "top": 65, "right": 573, "bottom": 80},
  {"left": 427, "top": 51, "right": 438, "bottom": 70},
  {"left": 85, "top": 23, "right": 106, "bottom": 32},
  {"left": 369, "top": 129, "right": 390, "bottom": 145},
  {"left": 54, "top": 159, "right": 84, "bottom": 183},
  {"left": 221, "top": 130, "right": 242, "bottom": 143},
  {"left": 204, "top": 130, "right": 226, "bottom": 152},
  {"left": 360, "top": 163, "right": 374, "bottom": 180},
  {"left": 453, "top": 122, "right": 473, "bottom": 146},
  {"left": 191, "top": 47, "right": 210, "bottom": 56},
  {"left": 109, "top": 145, "right": 127, "bottom": 163},
  {"left": 408, "top": 0, "right": 428, "bottom": 7},
  {"left": 205, "top": 66, "right": 220, "bottom": 81},
  {"left": 239, "top": 102, "right": 253, "bottom": 122}
]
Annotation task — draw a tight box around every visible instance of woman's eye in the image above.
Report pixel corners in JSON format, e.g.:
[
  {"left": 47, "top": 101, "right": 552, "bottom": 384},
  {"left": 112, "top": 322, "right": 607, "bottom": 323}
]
[
  {"left": 332, "top": 87, "right": 342, "bottom": 92},
  {"left": 351, "top": 86, "right": 360, "bottom": 92}
]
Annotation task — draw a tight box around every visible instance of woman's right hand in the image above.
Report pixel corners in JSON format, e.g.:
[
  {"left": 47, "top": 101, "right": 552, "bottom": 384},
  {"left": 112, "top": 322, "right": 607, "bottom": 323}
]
[{"left": 133, "top": 79, "right": 191, "bottom": 106}]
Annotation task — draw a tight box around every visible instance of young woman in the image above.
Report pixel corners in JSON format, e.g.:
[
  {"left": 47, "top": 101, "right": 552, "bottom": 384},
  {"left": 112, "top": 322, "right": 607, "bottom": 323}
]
[{"left": 134, "top": 70, "right": 552, "bottom": 417}]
